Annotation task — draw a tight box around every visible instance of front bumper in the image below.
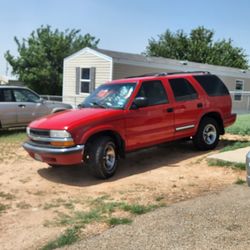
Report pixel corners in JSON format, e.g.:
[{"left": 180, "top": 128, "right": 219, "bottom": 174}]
[
  {"left": 23, "top": 141, "right": 84, "bottom": 165},
  {"left": 246, "top": 151, "right": 250, "bottom": 186}
]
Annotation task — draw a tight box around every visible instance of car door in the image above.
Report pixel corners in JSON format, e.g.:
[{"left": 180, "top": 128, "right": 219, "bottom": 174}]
[
  {"left": 0, "top": 88, "right": 17, "bottom": 128},
  {"left": 167, "top": 77, "right": 204, "bottom": 139},
  {"left": 125, "top": 80, "right": 174, "bottom": 150},
  {"left": 12, "top": 88, "right": 49, "bottom": 125}
]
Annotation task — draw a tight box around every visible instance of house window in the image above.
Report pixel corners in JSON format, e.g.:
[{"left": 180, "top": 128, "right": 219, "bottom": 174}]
[
  {"left": 80, "top": 68, "right": 91, "bottom": 93},
  {"left": 234, "top": 80, "right": 244, "bottom": 101}
]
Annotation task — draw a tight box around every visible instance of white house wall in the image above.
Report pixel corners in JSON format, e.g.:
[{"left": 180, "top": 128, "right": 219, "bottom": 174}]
[{"left": 63, "top": 51, "right": 112, "bottom": 107}]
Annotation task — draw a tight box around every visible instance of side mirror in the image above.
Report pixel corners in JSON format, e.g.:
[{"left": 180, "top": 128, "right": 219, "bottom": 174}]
[{"left": 131, "top": 97, "right": 148, "bottom": 109}]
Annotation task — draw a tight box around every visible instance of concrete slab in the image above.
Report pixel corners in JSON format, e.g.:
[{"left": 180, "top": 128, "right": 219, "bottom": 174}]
[{"left": 207, "top": 146, "right": 250, "bottom": 164}]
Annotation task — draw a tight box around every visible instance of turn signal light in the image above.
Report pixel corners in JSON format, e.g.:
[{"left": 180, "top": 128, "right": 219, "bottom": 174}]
[{"left": 50, "top": 141, "right": 75, "bottom": 147}]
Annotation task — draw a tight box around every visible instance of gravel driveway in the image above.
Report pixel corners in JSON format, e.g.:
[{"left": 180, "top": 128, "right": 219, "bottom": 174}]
[{"left": 65, "top": 185, "right": 250, "bottom": 250}]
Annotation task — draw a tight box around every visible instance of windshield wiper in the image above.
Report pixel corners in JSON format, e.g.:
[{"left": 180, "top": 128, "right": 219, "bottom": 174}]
[{"left": 89, "top": 102, "right": 106, "bottom": 109}]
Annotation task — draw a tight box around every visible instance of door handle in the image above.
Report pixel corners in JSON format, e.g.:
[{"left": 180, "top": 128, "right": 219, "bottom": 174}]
[
  {"left": 18, "top": 104, "right": 26, "bottom": 108},
  {"left": 167, "top": 108, "right": 174, "bottom": 113},
  {"left": 197, "top": 103, "right": 203, "bottom": 108}
]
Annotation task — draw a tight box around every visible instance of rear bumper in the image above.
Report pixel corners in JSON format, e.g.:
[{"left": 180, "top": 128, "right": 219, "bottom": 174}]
[
  {"left": 246, "top": 151, "right": 250, "bottom": 187},
  {"left": 23, "top": 141, "right": 84, "bottom": 165},
  {"left": 224, "top": 113, "right": 237, "bottom": 128}
]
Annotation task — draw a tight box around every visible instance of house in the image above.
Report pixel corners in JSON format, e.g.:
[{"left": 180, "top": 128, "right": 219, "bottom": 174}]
[{"left": 63, "top": 47, "right": 250, "bottom": 113}]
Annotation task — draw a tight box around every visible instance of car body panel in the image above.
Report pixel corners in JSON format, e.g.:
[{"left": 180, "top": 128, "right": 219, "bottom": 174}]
[{"left": 0, "top": 86, "right": 72, "bottom": 129}]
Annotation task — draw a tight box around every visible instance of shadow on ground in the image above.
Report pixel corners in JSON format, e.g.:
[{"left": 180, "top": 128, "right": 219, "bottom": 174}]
[
  {"left": 37, "top": 138, "right": 244, "bottom": 187},
  {"left": 37, "top": 140, "right": 215, "bottom": 187}
]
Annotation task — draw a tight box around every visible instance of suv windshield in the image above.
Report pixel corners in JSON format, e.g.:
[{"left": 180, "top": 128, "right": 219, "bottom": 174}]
[{"left": 82, "top": 83, "right": 136, "bottom": 109}]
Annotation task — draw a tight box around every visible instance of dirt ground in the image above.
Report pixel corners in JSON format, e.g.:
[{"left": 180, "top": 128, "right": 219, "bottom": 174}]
[{"left": 0, "top": 134, "right": 246, "bottom": 250}]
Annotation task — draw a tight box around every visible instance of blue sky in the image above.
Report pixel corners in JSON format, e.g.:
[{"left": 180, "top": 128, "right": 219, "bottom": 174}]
[{"left": 1, "top": 0, "right": 250, "bottom": 76}]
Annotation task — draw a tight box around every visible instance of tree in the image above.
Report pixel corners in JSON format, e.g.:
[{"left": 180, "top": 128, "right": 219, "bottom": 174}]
[
  {"left": 145, "top": 26, "right": 248, "bottom": 69},
  {"left": 5, "top": 26, "right": 100, "bottom": 95}
]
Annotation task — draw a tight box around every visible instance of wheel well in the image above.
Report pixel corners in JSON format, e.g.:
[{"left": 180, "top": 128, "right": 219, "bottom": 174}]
[
  {"left": 200, "top": 112, "right": 224, "bottom": 135},
  {"left": 85, "top": 130, "right": 126, "bottom": 158}
]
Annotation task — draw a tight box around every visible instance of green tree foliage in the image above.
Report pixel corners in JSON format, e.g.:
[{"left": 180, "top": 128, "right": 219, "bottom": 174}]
[
  {"left": 5, "top": 26, "right": 99, "bottom": 95},
  {"left": 146, "top": 26, "right": 248, "bottom": 69}
]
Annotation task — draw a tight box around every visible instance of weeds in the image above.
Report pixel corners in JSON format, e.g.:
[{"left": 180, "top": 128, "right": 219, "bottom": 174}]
[
  {"left": 0, "top": 203, "right": 10, "bottom": 214},
  {"left": 121, "top": 203, "right": 157, "bottom": 215},
  {"left": 235, "top": 178, "right": 246, "bottom": 185},
  {"left": 108, "top": 217, "right": 132, "bottom": 226},
  {"left": 220, "top": 141, "right": 250, "bottom": 152},
  {"left": 226, "top": 114, "right": 250, "bottom": 135},
  {"left": 16, "top": 201, "right": 32, "bottom": 209},
  {"left": 41, "top": 227, "right": 79, "bottom": 250},
  {"left": 208, "top": 159, "right": 245, "bottom": 170},
  {"left": 0, "top": 191, "right": 16, "bottom": 200}
]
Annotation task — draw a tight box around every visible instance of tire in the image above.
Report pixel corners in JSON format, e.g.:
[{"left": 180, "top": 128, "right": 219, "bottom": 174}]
[
  {"left": 84, "top": 136, "right": 118, "bottom": 179},
  {"left": 193, "top": 117, "right": 219, "bottom": 150}
]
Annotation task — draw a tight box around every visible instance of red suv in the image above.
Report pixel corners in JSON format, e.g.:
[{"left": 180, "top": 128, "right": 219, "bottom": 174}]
[{"left": 23, "top": 71, "right": 236, "bottom": 178}]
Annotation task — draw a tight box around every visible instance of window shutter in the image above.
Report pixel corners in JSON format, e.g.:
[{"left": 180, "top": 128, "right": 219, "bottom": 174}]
[
  {"left": 90, "top": 67, "right": 96, "bottom": 93},
  {"left": 75, "top": 67, "right": 80, "bottom": 95}
]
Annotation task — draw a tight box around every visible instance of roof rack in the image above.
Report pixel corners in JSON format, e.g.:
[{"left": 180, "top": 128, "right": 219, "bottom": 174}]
[{"left": 125, "top": 71, "right": 210, "bottom": 78}]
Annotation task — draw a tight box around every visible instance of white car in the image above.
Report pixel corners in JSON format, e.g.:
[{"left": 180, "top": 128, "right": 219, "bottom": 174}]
[{"left": 0, "top": 86, "right": 72, "bottom": 129}]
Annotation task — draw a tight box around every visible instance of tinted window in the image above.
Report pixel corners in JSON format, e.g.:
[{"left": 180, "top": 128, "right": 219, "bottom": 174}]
[
  {"left": 0, "top": 89, "right": 14, "bottom": 102},
  {"left": 194, "top": 75, "right": 229, "bottom": 96},
  {"left": 169, "top": 78, "right": 198, "bottom": 102},
  {"left": 136, "top": 80, "right": 168, "bottom": 106}
]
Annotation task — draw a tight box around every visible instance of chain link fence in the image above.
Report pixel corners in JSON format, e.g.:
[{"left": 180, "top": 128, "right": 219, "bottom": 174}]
[{"left": 230, "top": 91, "right": 250, "bottom": 114}]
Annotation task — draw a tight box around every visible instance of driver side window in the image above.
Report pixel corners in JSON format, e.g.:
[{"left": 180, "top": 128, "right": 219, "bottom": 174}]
[
  {"left": 136, "top": 80, "right": 168, "bottom": 106},
  {"left": 13, "top": 89, "right": 40, "bottom": 102}
]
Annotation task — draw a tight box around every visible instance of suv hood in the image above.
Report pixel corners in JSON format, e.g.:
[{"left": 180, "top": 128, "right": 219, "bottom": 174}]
[{"left": 29, "top": 108, "right": 124, "bottom": 130}]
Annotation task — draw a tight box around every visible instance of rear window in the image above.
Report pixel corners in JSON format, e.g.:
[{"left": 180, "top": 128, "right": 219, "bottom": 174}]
[{"left": 194, "top": 75, "right": 229, "bottom": 96}]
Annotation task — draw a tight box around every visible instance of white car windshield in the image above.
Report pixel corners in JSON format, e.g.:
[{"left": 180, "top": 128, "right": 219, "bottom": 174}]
[{"left": 82, "top": 83, "right": 136, "bottom": 109}]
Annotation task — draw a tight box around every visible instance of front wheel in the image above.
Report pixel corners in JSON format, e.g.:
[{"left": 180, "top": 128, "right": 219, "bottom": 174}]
[
  {"left": 84, "top": 136, "right": 118, "bottom": 179},
  {"left": 193, "top": 118, "right": 220, "bottom": 150}
]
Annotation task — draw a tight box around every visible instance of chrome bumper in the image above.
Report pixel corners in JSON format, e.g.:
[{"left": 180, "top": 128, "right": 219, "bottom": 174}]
[{"left": 23, "top": 141, "right": 84, "bottom": 155}]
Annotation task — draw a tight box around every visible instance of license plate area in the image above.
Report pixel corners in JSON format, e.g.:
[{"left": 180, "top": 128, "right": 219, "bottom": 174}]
[{"left": 34, "top": 153, "right": 43, "bottom": 162}]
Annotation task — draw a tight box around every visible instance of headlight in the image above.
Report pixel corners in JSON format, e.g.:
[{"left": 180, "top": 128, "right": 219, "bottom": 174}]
[
  {"left": 26, "top": 127, "right": 30, "bottom": 136},
  {"left": 50, "top": 130, "right": 71, "bottom": 138}
]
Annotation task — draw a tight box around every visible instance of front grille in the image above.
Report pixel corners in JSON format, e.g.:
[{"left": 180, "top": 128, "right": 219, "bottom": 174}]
[{"left": 30, "top": 129, "right": 50, "bottom": 137}]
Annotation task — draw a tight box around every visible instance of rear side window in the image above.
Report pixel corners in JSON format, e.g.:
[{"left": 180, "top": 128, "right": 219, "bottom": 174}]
[
  {"left": 0, "top": 89, "right": 14, "bottom": 102},
  {"left": 168, "top": 78, "right": 198, "bottom": 102},
  {"left": 194, "top": 75, "right": 229, "bottom": 96},
  {"left": 136, "top": 80, "right": 168, "bottom": 106}
]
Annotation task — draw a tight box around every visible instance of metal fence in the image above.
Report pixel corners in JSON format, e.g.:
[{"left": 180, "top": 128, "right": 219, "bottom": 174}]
[
  {"left": 41, "top": 95, "right": 62, "bottom": 102},
  {"left": 230, "top": 91, "right": 250, "bottom": 114}
]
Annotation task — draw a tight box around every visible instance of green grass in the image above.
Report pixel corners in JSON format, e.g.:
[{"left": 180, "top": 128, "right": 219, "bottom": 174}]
[
  {"left": 108, "top": 217, "right": 132, "bottom": 226},
  {"left": 121, "top": 204, "right": 157, "bottom": 215},
  {"left": 226, "top": 114, "right": 250, "bottom": 135},
  {"left": 235, "top": 178, "right": 246, "bottom": 185},
  {"left": 208, "top": 159, "right": 245, "bottom": 170},
  {"left": 41, "top": 228, "right": 79, "bottom": 250},
  {"left": 0, "top": 130, "right": 26, "bottom": 143},
  {"left": 42, "top": 196, "right": 161, "bottom": 249},
  {"left": 220, "top": 141, "right": 250, "bottom": 152}
]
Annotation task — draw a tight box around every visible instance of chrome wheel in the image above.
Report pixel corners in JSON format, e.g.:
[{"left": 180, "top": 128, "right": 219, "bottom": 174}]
[
  {"left": 203, "top": 124, "right": 217, "bottom": 145},
  {"left": 103, "top": 143, "right": 116, "bottom": 171}
]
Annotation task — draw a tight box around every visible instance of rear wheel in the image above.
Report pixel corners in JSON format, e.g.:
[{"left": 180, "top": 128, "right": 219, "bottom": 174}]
[
  {"left": 193, "top": 117, "right": 219, "bottom": 150},
  {"left": 84, "top": 136, "right": 118, "bottom": 179}
]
